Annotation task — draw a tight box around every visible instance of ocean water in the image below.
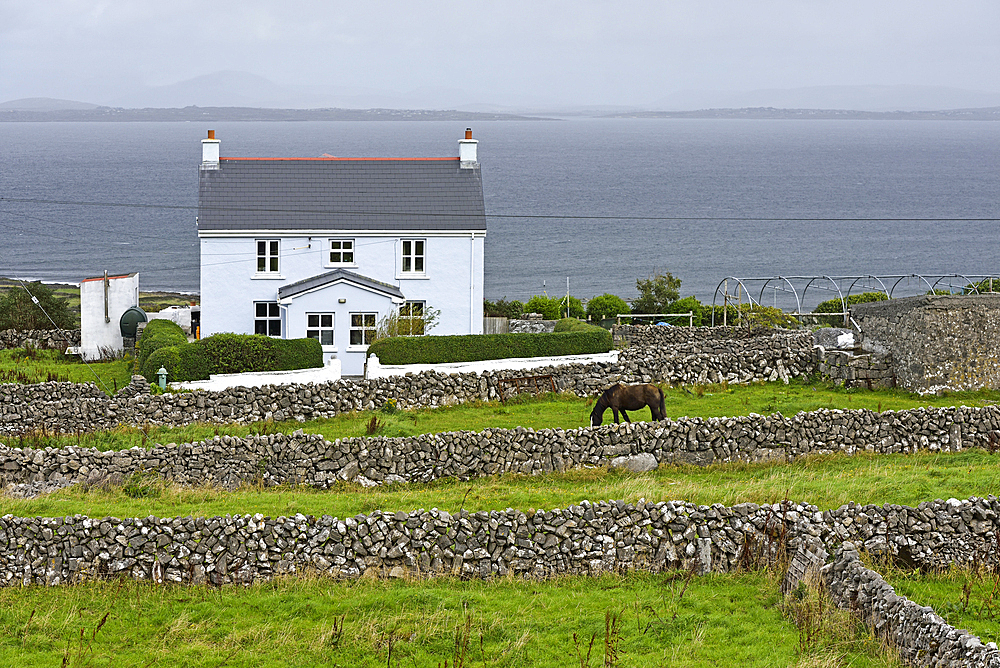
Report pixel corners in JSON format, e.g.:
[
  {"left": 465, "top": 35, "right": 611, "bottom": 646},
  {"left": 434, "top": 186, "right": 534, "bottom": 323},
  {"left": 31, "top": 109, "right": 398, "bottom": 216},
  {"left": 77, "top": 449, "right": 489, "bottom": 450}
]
[{"left": 0, "top": 119, "right": 997, "bottom": 310}]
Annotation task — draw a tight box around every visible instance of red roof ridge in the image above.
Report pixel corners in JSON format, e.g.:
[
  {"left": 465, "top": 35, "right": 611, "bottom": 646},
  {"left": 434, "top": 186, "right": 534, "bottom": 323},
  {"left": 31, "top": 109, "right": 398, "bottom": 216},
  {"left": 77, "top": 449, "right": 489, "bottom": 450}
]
[{"left": 220, "top": 156, "right": 459, "bottom": 162}]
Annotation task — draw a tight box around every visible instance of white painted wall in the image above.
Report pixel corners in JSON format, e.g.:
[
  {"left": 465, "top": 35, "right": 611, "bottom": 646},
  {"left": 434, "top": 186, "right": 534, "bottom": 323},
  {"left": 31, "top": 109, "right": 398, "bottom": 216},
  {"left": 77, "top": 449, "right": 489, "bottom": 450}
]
[
  {"left": 148, "top": 305, "right": 196, "bottom": 335},
  {"left": 79, "top": 273, "right": 140, "bottom": 361},
  {"left": 199, "top": 231, "right": 485, "bottom": 372},
  {"left": 170, "top": 358, "right": 341, "bottom": 392},
  {"left": 282, "top": 280, "right": 400, "bottom": 376},
  {"left": 366, "top": 350, "right": 620, "bottom": 379}
]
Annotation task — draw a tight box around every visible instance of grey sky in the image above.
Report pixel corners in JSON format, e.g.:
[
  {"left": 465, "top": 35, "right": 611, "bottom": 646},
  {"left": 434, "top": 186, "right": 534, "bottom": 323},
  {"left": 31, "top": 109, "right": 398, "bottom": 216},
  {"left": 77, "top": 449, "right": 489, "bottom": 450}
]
[{"left": 3, "top": 0, "right": 999, "bottom": 109}]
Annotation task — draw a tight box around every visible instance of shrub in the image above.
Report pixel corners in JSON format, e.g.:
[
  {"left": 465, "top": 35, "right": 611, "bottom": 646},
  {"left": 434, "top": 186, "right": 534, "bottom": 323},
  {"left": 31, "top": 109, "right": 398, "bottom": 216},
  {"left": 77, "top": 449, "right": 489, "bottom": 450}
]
[
  {"left": 367, "top": 330, "right": 612, "bottom": 365},
  {"left": 812, "top": 291, "right": 888, "bottom": 326},
  {"left": 140, "top": 333, "right": 322, "bottom": 383},
  {"left": 524, "top": 295, "right": 584, "bottom": 320},
  {"left": 553, "top": 318, "right": 607, "bottom": 334},
  {"left": 965, "top": 278, "right": 1000, "bottom": 294},
  {"left": 633, "top": 273, "right": 681, "bottom": 314},
  {"left": 662, "top": 296, "right": 704, "bottom": 326},
  {"left": 136, "top": 319, "right": 188, "bottom": 372},
  {"left": 737, "top": 304, "right": 800, "bottom": 329},
  {"left": 586, "top": 294, "right": 630, "bottom": 322},
  {"left": 524, "top": 295, "right": 563, "bottom": 320},
  {"left": 0, "top": 282, "right": 75, "bottom": 331},
  {"left": 483, "top": 298, "right": 524, "bottom": 319}
]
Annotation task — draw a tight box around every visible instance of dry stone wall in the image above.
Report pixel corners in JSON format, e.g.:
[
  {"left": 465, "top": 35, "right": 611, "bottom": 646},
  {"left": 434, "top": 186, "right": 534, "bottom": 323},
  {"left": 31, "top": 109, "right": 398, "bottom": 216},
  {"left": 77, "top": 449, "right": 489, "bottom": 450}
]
[
  {"left": 826, "top": 543, "right": 1000, "bottom": 667},
  {"left": 853, "top": 294, "right": 1000, "bottom": 393},
  {"left": 0, "top": 329, "right": 79, "bottom": 350},
  {"left": 1, "top": 495, "right": 997, "bottom": 591},
  {"left": 3, "top": 404, "right": 998, "bottom": 491},
  {"left": 0, "top": 331, "right": 817, "bottom": 435}
]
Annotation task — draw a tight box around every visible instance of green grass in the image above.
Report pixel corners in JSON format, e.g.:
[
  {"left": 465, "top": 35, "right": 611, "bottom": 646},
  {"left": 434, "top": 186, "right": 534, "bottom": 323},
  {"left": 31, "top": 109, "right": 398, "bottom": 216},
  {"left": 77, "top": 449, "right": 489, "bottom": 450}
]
[
  {"left": 0, "top": 348, "right": 133, "bottom": 393},
  {"left": 5, "top": 449, "right": 998, "bottom": 522},
  {"left": 8, "top": 381, "right": 1000, "bottom": 452},
  {"left": 0, "top": 570, "right": 902, "bottom": 668},
  {"left": 0, "top": 278, "right": 198, "bottom": 329},
  {"left": 881, "top": 562, "right": 1000, "bottom": 644}
]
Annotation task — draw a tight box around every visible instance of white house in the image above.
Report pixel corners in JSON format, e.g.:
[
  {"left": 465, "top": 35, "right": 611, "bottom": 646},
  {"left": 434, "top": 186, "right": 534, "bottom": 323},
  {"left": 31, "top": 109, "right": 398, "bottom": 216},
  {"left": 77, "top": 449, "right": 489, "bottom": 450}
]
[{"left": 197, "top": 129, "right": 487, "bottom": 376}]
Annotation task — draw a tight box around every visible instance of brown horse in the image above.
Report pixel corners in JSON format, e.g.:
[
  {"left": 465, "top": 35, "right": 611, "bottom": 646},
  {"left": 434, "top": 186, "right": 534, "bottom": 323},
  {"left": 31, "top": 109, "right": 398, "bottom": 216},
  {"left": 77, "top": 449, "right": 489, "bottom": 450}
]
[{"left": 590, "top": 383, "right": 666, "bottom": 426}]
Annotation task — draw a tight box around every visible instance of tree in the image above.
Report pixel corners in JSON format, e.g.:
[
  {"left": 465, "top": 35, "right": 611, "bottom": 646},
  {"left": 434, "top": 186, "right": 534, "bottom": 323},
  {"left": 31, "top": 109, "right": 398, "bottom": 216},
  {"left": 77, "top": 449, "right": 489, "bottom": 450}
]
[
  {"left": 632, "top": 273, "right": 681, "bottom": 314},
  {"left": 0, "top": 282, "right": 75, "bottom": 331},
  {"left": 586, "top": 293, "right": 630, "bottom": 321}
]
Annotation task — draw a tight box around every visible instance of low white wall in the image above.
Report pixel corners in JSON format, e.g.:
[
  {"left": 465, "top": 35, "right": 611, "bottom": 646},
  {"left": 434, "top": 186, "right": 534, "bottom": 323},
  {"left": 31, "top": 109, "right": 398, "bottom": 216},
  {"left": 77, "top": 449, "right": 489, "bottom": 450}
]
[
  {"left": 366, "top": 351, "right": 620, "bottom": 379},
  {"left": 170, "top": 358, "right": 342, "bottom": 391}
]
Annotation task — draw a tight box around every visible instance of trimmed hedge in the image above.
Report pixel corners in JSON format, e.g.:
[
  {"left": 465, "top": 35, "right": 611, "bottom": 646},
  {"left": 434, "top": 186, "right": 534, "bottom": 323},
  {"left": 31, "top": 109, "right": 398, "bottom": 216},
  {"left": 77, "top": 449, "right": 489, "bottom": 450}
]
[
  {"left": 135, "top": 319, "right": 188, "bottom": 373},
  {"left": 367, "top": 329, "right": 612, "bottom": 365},
  {"left": 140, "top": 333, "right": 323, "bottom": 383}
]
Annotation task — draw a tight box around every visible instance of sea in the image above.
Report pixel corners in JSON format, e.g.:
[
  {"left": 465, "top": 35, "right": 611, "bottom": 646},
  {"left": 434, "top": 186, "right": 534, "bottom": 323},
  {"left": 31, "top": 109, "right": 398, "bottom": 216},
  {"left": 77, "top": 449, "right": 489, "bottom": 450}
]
[{"left": 1, "top": 118, "right": 998, "bottom": 311}]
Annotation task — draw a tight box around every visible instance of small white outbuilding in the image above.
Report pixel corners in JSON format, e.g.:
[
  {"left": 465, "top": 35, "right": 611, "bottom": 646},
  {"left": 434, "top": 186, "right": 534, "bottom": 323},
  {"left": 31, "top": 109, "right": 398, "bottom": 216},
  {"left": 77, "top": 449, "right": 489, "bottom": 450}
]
[{"left": 78, "top": 272, "right": 141, "bottom": 361}]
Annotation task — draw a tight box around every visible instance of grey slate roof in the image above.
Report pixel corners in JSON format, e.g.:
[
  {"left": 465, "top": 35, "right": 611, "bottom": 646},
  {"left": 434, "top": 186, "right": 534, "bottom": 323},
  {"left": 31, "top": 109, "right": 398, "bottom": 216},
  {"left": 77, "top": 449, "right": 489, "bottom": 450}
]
[
  {"left": 198, "top": 157, "right": 486, "bottom": 232},
  {"left": 277, "top": 269, "right": 405, "bottom": 301}
]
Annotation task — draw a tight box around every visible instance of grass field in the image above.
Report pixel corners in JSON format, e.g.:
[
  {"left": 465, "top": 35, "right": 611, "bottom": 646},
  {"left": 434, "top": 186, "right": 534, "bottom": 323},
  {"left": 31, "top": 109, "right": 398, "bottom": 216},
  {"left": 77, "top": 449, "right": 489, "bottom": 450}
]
[
  {"left": 0, "top": 570, "right": 906, "bottom": 668},
  {"left": 2, "top": 375, "right": 997, "bottom": 666},
  {"left": 7, "top": 380, "right": 1000, "bottom": 451}
]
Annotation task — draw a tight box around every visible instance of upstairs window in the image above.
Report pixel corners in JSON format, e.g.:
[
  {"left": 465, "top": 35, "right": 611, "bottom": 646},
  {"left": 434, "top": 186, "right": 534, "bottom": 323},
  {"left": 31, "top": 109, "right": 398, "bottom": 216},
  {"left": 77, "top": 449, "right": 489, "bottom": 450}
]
[
  {"left": 306, "top": 313, "right": 335, "bottom": 346},
  {"left": 401, "top": 239, "right": 425, "bottom": 274},
  {"left": 257, "top": 239, "right": 279, "bottom": 273},
  {"left": 328, "top": 239, "right": 355, "bottom": 266},
  {"left": 254, "top": 302, "right": 281, "bottom": 337}
]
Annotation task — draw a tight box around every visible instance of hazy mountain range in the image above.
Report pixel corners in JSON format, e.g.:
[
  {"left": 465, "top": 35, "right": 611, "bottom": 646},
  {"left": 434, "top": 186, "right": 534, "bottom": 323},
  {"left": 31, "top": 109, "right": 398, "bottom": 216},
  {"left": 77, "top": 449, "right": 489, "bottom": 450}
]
[{"left": 4, "top": 71, "right": 1000, "bottom": 115}]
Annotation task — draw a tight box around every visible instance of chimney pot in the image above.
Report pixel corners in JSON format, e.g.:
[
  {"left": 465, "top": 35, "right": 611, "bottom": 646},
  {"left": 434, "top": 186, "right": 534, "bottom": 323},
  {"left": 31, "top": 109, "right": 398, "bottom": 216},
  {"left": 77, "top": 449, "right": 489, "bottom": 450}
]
[
  {"left": 201, "top": 130, "right": 221, "bottom": 171},
  {"left": 458, "top": 128, "right": 478, "bottom": 169}
]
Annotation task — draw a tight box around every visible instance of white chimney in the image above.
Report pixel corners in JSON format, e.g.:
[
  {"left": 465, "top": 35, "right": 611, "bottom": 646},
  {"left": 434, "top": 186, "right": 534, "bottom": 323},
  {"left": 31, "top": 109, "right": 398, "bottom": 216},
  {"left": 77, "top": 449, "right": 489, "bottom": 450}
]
[
  {"left": 458, "top": 127, "right": 478, "bottom": 169},
  {"left": 201, "top": 129, "right": 220, "bottom": 170}
]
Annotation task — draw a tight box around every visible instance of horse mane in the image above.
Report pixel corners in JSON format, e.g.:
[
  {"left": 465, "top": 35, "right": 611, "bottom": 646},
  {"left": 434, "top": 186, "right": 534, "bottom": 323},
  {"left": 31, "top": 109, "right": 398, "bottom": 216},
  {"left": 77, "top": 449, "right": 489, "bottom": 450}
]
[{"left": 596, "top": 384, "right": 621, "bottom": 406}]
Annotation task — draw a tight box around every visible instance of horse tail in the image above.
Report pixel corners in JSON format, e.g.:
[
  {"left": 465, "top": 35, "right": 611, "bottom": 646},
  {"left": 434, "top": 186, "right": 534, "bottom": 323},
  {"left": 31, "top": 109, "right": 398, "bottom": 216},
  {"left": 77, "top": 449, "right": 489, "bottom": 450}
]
[{"left": 658, "top": 387, "right": 666, "bottom": 420}]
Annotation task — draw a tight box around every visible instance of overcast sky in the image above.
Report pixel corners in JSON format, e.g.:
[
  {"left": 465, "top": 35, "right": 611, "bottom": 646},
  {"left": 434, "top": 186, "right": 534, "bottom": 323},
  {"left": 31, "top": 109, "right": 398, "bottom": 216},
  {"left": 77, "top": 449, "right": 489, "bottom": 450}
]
[{"left": 3, "top": 0, "right": 1000, "bottom": 109}]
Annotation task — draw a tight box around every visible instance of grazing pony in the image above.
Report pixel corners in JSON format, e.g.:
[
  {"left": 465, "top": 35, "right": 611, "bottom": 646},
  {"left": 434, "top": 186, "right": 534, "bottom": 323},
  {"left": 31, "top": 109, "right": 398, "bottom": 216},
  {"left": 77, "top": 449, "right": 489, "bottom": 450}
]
[{"left": 590, "top": 383, "right": 666, "bottom": 426}]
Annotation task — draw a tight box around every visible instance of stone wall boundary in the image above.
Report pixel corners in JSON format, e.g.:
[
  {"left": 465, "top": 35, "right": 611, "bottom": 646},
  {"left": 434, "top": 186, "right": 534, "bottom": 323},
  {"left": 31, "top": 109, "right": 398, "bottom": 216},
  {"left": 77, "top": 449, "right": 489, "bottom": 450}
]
[
  {"left": 2, "top": 496, "right": 999, "bottom": 667},
  {"left": 0, "top": 329, "right": 80, "bottom": 351},
  {"left": 0, "top": 331, "right": 817, "bottom": 435}
]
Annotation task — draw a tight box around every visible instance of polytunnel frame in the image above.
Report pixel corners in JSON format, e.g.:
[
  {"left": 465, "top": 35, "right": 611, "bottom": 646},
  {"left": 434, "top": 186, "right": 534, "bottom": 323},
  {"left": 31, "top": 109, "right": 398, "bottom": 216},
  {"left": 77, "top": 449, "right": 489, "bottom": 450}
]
[{"left": 710, "top": 274, "right": 1000, "bottom": 327}]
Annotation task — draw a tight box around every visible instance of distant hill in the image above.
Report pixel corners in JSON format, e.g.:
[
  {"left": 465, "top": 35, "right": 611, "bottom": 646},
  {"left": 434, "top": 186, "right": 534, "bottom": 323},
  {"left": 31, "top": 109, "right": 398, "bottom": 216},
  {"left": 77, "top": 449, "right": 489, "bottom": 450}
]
[
  {"left": 0, "top": 105, "right": 550, "bottom": 122},
  {"left": 607, "top": 107, "right": 1000, "bottom": 121},
  {"left": 0, "top": 97, "right": 100, "bottom": 111}
]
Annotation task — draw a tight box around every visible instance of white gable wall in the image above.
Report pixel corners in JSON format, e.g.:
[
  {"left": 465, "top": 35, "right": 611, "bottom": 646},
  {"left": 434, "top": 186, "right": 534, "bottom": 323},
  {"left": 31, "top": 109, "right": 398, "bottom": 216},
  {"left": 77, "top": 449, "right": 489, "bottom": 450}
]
[
  {"left": 79, "top": 273, "right": 140, "bottom": 361},
  {"left": 283, "top": 280, "right": 400, "bottom": 376}
]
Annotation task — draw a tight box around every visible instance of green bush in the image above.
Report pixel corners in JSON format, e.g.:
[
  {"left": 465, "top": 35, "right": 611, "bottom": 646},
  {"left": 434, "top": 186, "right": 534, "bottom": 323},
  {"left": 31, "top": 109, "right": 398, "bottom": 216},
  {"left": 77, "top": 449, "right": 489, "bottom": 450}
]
[
  {"left": 524, "top": 296, "right": 563, "bottom": 320},
  {"left": 812, "top": 291, "right": 888, "bottom": 326},
  {"left": 136, "top": 319, "right": 188, "bottom": 372},
  {"left": 553, "top": 318, "right": 607, "bottom": 334},
  {"left": 140, "top": 333, "right": 322, "bottom": 383},
  {"left": 0, "top": 282, "right": 75, "bottom": 331},
  {"left": 586, "top": 294, "right": 629, "bottom": 321},
  {"left": 964, "top": 278, "right": 1000, "bottom": 294},
  {"left": 662, "top": 296, "right": 704, "bottom": 326},
  {"left": 483, "top": 298, "right": 524, "bottom": 319},
  {"left": 367, "top": 330, "right": 612, "bottom": 365}
]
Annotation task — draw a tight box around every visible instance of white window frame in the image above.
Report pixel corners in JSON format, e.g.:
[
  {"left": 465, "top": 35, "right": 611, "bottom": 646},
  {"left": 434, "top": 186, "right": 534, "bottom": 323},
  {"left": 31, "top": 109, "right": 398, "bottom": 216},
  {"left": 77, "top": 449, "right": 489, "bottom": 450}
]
[
  {"left": 349, "top": 312, "right": 377, "bottom": 349},
  {"left": 306, "top": 312, "right": 336, "bottom": 348},
  {"left": 398, "top": 300, "right": 426, "bottom": 336},
  {"left": 400, "top": 238, "right": 426, "bottom": 275},
  {"left": 256, "top": 239, "right": 280, "bottom": 275},
  {"left": 326, "top": 238, "right": 356, "bottom": 267},
  {"left": 254, "top": 301, "right": 282, "bottom": 337}
]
